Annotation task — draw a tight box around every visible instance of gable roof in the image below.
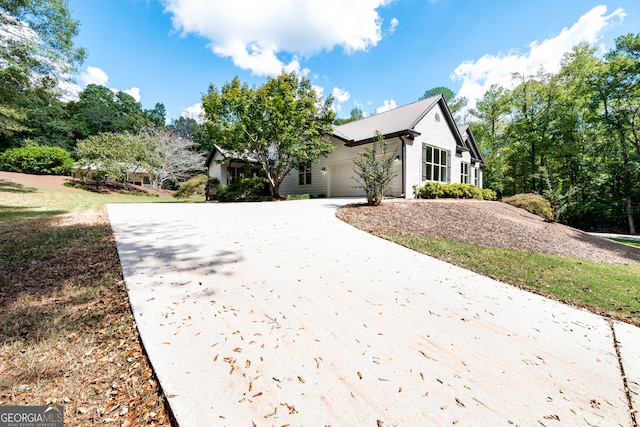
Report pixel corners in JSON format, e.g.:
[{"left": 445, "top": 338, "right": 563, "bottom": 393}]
[
  {"left": 332, "top": 95, "right": 485, "bottom": 167},
  {"left": 332, "top": 94, "right": 467, "bottom": 148},
  {"left": 204, "top": 144, "right": 260, "bottom": 167},
  {"left": 457, "top": 124, "right": 485, "bottom": 165}
]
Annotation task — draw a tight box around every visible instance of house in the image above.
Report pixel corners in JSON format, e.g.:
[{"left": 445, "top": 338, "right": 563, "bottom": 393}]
[
  {"left": 73, "top": 164, "right": 153, "bottom": 187},
  {"left": 204, "top": 145, "right": 262, "bottom": 186},
  {"left": 206, "top": 94, "right": 484, "bottom": 198}
]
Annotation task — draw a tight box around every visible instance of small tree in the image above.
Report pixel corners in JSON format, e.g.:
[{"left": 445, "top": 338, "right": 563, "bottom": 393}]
[
  {"left": 139, "top": 127, "right": 206, "bottom": 188},
  {"left": 352, "top": 132, "right": 397, "bottom": 206},
  {"left": 535, "top": 166, "right": 580, "bottom": 222},
  {"left": 76, "top": 132, "right": 157, "bottom": 188}
]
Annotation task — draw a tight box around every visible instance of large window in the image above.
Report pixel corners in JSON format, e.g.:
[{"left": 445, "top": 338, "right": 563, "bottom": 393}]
[
  {"left": 461, "top": 162, "right": 470, "bottom": 184},
  {"left": 422, "top": 145, "right": 449, "bottom": 183},
  {"left": 298, "top": 167, "right": 312, "bottom": 185}
]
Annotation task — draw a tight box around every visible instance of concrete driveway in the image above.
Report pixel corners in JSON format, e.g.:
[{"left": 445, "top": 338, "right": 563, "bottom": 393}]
[{"left": 107, "top": 199, "right": 639, "bottom": 426}]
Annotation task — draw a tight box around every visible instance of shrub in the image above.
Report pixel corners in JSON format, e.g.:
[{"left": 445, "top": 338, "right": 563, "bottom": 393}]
[
  {"left": 502, "top": 193, "right": 553, "bottom": 220},
  {"left": 352, "top": 132, "right": 397, "bottom": 206},
  {"left": 286, "top": 193, "right": 310, "bottom": 200},
  {"left": 205, "top": 177, "right": 220, "bottom": 201},
  {"left": 117, "top": 190, "right": 159, "bottom": 197},
  {"left": 414, "top": 182, "right": 495, "bottom": 201},
  {"left": 482, "top": 188, "right": 497, "bottom": 201},
  {"left": 173, "top": 174, "right": 209, "bottom": 199},
  {"left": 0, "top": 146, "right": 74, "bottom": 175},
  {"left": 215, "top": 176, "right": 271, "bottom": 202}
]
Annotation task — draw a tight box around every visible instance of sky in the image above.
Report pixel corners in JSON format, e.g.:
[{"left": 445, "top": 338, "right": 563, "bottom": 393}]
[{"left": 66, "top": 0, "right": 640, "bottom": 123}]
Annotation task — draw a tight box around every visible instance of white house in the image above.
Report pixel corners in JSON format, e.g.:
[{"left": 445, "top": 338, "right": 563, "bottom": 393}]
[{"left": 206, "top": 94, "right": 484, "bottom": 198}]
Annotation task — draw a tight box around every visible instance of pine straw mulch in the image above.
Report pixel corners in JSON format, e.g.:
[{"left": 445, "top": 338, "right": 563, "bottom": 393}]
[
  {"left": 0, "top": 209, "right": 173, "bottom": 426},
  {"left": 336, "top": 199, "right": 640, "bottom": 266}
]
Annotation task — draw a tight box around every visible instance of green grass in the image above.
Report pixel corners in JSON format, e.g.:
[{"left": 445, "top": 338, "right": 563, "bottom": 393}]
[
  {"left": 0, "top": 181, "right": 184, "bottom": 224},
  {"left": 609, "top": 237, "right": 640, "bottom": 249},
  {"left": 380, "top": 233, "right": 640, "bottom": 326}
]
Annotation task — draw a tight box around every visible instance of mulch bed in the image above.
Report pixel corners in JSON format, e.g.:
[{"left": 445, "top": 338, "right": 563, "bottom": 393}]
[{"left": 336, "top": 199, "right": 640, "bottom": 266}]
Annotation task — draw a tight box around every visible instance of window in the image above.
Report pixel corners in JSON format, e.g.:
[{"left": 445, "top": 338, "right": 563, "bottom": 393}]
[
  {"left": 473, "top": 167, "right": 479, "bottom": 187},
  {"left": 227, "top": 166, "right": 241, "bottom": 184},
  {"left": 422, "top": 145, "right": 449, "bottom": 183},
  {"left": 435, "top": 112, "right": 441, "bottom": 123},
  {"left": 298, "top": 167, "right": 312, "bottom": 185},
  {"left": 461, "top": 162, "right": 470, "bottom": 184}
]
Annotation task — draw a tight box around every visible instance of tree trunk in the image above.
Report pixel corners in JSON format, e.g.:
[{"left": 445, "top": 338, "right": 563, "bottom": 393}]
[{"left": 626, "top": 196, "right": 637, "bottom": 235}]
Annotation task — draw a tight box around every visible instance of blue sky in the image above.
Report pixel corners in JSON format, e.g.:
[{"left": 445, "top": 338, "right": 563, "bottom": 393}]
[{"left": 67, "top": 0, "right": 640, "bottom": 122}]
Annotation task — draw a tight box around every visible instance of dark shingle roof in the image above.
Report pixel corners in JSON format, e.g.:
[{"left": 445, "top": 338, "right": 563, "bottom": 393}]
[{"left": 333, "top": 95, "right": 442, "bottom": 145}]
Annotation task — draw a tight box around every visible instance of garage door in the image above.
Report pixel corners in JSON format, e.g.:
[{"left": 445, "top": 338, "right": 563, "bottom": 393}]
[{"left": 329, "top": 161, "right": 365, "bottom": 197}]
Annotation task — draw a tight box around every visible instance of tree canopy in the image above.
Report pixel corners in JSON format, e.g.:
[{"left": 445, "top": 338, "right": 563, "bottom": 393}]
[
  {"left": 0, "top": 0, "right": 85, "bottom": 134},
  {"left": 470, "top": 34, "right": 640, "bottom": 234},
  {"left": 420, "top": 86, "right": 468, "bottom": 120},
  {"left": 202, "top": 70, "right": 336, "bottom": 198}
]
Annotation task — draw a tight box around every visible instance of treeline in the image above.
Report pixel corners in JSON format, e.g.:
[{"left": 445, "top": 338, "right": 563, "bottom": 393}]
[
  {"left": 0, "top": 83, "right": 211, "bottom": 155},
  {"left": 470, "top": 34, "right": 640, "bottom": 234}
]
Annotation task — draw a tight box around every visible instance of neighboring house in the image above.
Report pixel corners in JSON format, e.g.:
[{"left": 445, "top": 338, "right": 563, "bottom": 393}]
[
  {"left": 206, "top": 94, "right": 485, "bottom": 198},
  {"left": 204, "top": 145, "right": 262, "bottom": 186},
  {"left": 73, "top": 164, "right": 153, "bottom": 187}
]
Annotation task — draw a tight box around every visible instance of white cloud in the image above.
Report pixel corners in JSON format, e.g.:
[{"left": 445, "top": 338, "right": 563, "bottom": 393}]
[
  {"left": 79, "top": 66, "right": 109, "bottom": 86},
  {"left": 332, "top": 87, "right": 351, "bottom": 103},
  {"left": 123, "top": 87, "right": 141, "bottom": 102},
  {"left": 162, "top": 0, "right": 390, "bottom": 76},
  {"left": 376, "top": 99, "right": 396, "bottom": 114},
  {"left": 451, "top": 5, "right": 625, "bottom": 111},
  {"left": 181, "top": 102, "right": 204, "bottom": 123},
  {"left": 389, "top": 18, "right": 399, "bottom": 34},
  {"left": 331, "top": 87, "right": 351, "bottom": 114}
]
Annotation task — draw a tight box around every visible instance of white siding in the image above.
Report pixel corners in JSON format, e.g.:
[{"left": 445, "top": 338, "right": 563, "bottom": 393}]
[
  {"left": 405, "top": 103, "right": 468, "bottom": 197},
  {"left": 275, "top": 101, "right": 480, "bottom": 199},
  {"left": 207, "top": 152, "right": 225, "bottom": 183},
  {"left": 279, "top": 164, "right": 329, "bottom": 197}
]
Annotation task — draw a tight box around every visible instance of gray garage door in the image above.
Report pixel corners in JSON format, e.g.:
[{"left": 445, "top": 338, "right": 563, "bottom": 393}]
[{"left": 329, "top": 161, "right": 365, "bottom": 197}]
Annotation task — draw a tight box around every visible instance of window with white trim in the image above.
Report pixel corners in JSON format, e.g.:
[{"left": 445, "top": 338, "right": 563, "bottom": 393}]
[
  {"left": 461, "top": 162, "right": 470, "bottom": 184},
  {"left": 473, "top": 167, "right": 479, "bottom": 187},
  {"left": 422, "top": 145, "right": 449, "bottom": 183},
  {"left": 298, "top": 167, "right": 312, "bottom": 185}
]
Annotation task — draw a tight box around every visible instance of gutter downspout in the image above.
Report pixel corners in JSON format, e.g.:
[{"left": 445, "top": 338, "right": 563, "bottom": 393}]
[{"left": 400, "top": 136, "right": 407, "bottom": 198}]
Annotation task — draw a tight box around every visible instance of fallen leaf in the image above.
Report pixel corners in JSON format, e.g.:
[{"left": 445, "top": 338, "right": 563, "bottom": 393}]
[{"left": 263, "top": 406, "right": 277, "bottom": 418}]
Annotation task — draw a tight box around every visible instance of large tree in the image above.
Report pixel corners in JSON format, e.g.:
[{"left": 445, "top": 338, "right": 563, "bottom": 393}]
[
  {"left": 202, "top": 71, "right": 335, "bottom": 198},
  {"left": 77, "top": 84, "right": 147, "bottom": 134},
  {"left": 0, "top": 0, "right": 85, "bottom": 134},
  {"left": 420, "top": 86, "right": 468, "bottom": 121}
]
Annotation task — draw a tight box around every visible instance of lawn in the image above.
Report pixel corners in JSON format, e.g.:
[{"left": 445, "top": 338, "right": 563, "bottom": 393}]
[
  {"left": 381, "top": 233, "right": 640, "bottom": 326},
  {"left": 609, "top": 237, "right": 640, "bottom": 249},
  {"left": 0, "top": 179, "right": 175, "bottom": 426},
  {"left": 0, "top": 180, "right": 181, "bottom": 224}
]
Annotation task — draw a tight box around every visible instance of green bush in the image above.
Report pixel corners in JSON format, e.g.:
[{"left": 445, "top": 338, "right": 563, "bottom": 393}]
[
  {"left": 117, "top": 190, "right": 159, "bottom": 197},
  {"left": 286, "top": 193, "right": 310, "bottom": 200},
  {"left": 502, "top": 193, "right": 553, "bottom": 220},
  {"left": 173, "top": 174, "right": 209, "bottom": 199},
  {"left": 216, "top": 176, "right": 271, "bottom": 202},
  {"left": 414, "top": 182, "right": 495, "bottom": 201},
  {"left": 0, "top": 146, "right": 74, "bottom": 175},
  {"left": 482, "top": 188, "right": 497, "bottom": 201}
]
